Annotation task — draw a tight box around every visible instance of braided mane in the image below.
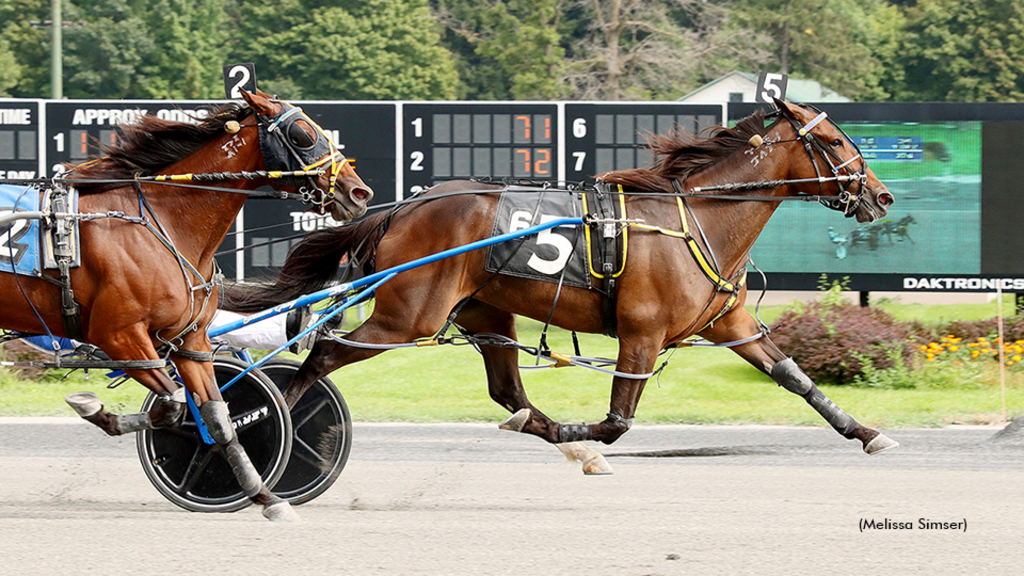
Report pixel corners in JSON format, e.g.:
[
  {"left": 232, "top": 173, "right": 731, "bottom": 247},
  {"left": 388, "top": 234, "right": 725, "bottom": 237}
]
[
  {"left": 600, "top": 110, "right": 773, "bottom": 192},
  {"left": 66, "top": 103, "right": 251, "bottom": 193}
]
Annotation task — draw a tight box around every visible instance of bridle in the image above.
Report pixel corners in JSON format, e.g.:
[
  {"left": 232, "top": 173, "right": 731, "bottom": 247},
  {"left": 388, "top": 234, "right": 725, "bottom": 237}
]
[
  {"left": 255, "top": 101, "right": 346, "bottom": 215},
  {"left": 774, "top": 104, "right": 869, "bottom": 218}
]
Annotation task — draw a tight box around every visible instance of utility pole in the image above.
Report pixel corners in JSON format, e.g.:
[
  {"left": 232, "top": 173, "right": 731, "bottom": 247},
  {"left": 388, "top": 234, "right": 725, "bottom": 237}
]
[{"left": 51, "top": 0, "right": 62, "bottom": 99}]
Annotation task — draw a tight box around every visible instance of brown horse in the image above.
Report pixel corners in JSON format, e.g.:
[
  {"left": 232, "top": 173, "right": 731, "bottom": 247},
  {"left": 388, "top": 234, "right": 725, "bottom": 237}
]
[
  {"left": 224, "top": 100, "right": 898, "bottom": 469},
  {"left": 0, "top": 89, "right": 373, "bottom": 519}
]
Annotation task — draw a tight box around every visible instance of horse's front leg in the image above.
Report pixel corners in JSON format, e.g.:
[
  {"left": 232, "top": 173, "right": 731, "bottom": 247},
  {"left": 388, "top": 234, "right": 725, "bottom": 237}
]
[
  {"left": 700, "top": 307, "right": 898, "bottom": 454},
  {"left": 173, "top": 354, "right": 298, "bottom": 521}
]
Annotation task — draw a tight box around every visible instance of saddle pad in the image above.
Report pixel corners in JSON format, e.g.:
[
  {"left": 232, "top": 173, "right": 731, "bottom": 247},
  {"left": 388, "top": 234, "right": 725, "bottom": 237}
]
[
  {"left": 485, "top": 189, "right": 591, "bottom": 288},
  {"left": 0, "top": 184, "right": 42, "bottom": 276}
]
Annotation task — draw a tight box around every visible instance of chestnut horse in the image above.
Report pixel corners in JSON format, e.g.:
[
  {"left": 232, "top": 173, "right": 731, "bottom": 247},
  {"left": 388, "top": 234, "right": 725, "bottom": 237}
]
[
  {"left": 225, "top": 100, "right": 898, "bottom": 468},
  {"left": 0, "top": 90, "right": 372, "bottom": 519}
]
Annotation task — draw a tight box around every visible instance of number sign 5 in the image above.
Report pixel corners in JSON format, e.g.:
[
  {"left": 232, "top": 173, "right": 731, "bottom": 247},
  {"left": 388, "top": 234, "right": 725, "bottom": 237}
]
[
  {"left": 509, "top": 210, "right": 573, "bottom": 275},
  {"left": 755, "top": 72, "right": 788, "bottom": 104}
]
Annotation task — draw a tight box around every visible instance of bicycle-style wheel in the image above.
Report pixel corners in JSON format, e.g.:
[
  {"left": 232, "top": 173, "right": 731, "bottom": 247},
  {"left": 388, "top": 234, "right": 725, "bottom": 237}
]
[
  {"left": 259, "top": 359, "right": 352, "bottom": 505},
  {"left": 136, "top": 358, "right": 293, "bottom": 513}
]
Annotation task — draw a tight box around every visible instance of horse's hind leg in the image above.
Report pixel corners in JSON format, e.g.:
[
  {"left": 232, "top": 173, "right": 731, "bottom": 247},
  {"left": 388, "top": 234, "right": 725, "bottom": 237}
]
[
  {"left": 66, "top": 386, "right": 186, "bottom": 436},
  {"left": 64, "top": 327, "right": 186, "bottom": 436},
  {"left": 700, "top": 307, "right": 898, "bottom": 454},
  {"left": 453, "top": 301, "right": 613, "bottom": 474}
]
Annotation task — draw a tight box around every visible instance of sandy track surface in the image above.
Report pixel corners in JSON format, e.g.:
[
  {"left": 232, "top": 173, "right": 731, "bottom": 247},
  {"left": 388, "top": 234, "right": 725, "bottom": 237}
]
[{"left": 1, "top": 420, "right": 1021, "bottom": 576}]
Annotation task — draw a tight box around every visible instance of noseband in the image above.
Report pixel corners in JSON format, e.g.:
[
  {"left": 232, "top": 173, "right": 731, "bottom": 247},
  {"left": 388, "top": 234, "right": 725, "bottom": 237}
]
[
  {"left": 779, "top": 107, "right": 868, "bottom": 218},
  {"left": 256, "top": 102, "right": 345, "bottom": 214}
]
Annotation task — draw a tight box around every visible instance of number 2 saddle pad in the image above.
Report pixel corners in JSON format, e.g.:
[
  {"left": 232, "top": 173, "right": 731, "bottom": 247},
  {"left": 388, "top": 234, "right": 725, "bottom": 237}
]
[
  {"left": 484, "top": 188, "right": 626, "bottom": 289},
  {"left": 0, "top": 184, "right": 81, "bottom": 277}
]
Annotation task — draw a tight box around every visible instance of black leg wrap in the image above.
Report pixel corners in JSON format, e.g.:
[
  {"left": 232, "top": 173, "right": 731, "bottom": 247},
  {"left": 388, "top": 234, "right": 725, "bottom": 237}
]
[
  {"left": 597, "top": 412, "right": 634, "bottom": 444},
  {"left": 558, "top": 423, "right": 592, "bottom": 443},
  {"left": 771, "top": 358, "right": 857, "bottom": 437}
]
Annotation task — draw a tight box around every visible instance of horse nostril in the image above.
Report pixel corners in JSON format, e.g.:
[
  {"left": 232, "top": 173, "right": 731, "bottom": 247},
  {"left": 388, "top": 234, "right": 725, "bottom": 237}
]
[
  {"left": 877, "top": 191, "right": 894, "bottom": 207},
  {"left": 351, "top": 188, "right": 370, "bottom": 201}
]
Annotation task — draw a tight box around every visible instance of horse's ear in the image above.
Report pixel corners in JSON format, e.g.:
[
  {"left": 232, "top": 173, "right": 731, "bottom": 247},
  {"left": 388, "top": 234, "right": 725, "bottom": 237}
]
[
  {"left": 773, "top": 97, "right": 794, "bottom": 116},
  {"left": 239, "top": 89, "right": 279, "bottom": 116}
]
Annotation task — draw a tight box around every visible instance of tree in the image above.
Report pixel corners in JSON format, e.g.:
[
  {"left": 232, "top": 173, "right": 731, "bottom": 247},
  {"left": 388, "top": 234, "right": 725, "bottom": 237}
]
[
  {"left": 734, "top": 0, "right": 894, "bottom": 100},
  {"left": 0, "top": 0, "right": 53, "bottom": 97},
  {"left": 132, "top": 0, "right": 232, "bottom": 99},
  {"left": 898, "top": 0, "right": 1024, "bottom": 101},
  {"left": 562, "top": 0, "right": 766, "bottom": 100},
  {"left": 434, "top": 0, "right": 570, "bottom": 100},
  {"left": 235, "top": 0, "right": 459, "bottom": 100},
  {"left": 0, "top": 38, "right": 21, "bottom": 96}
]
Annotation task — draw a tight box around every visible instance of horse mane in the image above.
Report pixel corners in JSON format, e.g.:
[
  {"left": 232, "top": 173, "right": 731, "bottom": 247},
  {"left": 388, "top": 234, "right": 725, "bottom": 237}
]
[
  {"left": 66, "top": 103, "right": 252, "bottom": 193},
  {"left": 600, "top": 109, "right": 773, "bottom": 193}
]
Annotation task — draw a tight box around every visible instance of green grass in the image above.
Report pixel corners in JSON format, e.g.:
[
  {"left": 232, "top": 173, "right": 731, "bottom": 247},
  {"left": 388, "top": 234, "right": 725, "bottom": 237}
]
[{"left": 3, "top": 298, "right": 1022, "bottom": 427}]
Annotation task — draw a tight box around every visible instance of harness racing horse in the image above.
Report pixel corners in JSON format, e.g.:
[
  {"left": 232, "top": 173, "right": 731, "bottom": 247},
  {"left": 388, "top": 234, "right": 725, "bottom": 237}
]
[
  {"left": 224, "top": 99, "right": 898, "bottom": 468},
  {"left": 0, "top": 89, "right": 373, "bottom": 519}
]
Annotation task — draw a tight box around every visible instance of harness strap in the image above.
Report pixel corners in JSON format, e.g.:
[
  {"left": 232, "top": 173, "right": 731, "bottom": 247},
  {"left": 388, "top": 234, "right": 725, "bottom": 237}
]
[{"left": 626, "top": 193, "right": 739, "bottom": 293}]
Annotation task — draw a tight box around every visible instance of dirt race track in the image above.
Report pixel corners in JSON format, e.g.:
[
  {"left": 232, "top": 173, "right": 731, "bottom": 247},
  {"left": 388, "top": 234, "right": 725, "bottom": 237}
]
[{"left": 1, "top": 419, "right": 1022, "bottom": 576}]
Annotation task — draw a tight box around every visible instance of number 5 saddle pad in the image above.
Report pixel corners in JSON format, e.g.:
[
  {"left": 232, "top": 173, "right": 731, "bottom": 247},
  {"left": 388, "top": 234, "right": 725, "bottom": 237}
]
[
  {"left": 484, "top": 187, "right": 627, "bottom": 289},
  {"left": 0, "top": 184, "right": 81, "bottom": 277}
]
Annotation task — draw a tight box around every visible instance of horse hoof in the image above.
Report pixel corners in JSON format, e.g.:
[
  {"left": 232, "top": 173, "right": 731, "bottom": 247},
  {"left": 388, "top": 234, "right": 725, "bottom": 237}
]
[
  {"left": 581, "top": 453, "right": 614, "bottom": 476},
  {"left": 864, "top": 433, "right": 899, "bottom": 454},
  {"left": 65, "top": 391, "right": 103, "bottom": 418},
  {"left": 499, "top": 408, "right": 531, "bottom": 432},
  {"left": 555, "top": 442, "right": 615, "bottom": 475},
  {"left": 263, "top": 501, "right": 300, "bottom": 522}
]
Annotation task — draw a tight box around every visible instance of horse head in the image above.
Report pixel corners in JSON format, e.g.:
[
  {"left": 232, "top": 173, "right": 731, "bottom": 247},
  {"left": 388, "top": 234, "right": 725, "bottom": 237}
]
[
  {"left": 240, "top": 89, "right": 373, "bottom": 221},
  {"left": 774, "top": 99, "right": 894, "bottom": 224}
]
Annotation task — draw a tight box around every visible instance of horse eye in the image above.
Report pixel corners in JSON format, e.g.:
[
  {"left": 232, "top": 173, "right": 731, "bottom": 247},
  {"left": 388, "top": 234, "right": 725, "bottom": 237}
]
[
  {"left": 287, "top": 121, "right": 316, "bottom": 149},
  {"left": 830, "top": 138, "right": 843, "bottom": 148}
]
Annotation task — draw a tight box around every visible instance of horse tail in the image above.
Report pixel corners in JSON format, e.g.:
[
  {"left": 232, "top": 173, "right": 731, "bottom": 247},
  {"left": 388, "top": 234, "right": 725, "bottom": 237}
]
[{"left": 220, "top": 211, "right": 390, "bottom": 313}]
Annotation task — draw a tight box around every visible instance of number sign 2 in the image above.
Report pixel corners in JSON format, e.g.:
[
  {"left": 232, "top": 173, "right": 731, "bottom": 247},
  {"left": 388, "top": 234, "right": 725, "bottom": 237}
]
[{"left": 223, "top": 63, "right": 258, "bottom": 99}]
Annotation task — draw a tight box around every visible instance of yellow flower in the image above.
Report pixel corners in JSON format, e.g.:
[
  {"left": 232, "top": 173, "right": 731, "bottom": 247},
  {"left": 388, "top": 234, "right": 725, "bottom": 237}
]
[
  {"left": 1013, "top": 355, "right": 1021, "bottom": 362},
  {"left": 949, "top": 346, "right": 960, "bottom": 352}
]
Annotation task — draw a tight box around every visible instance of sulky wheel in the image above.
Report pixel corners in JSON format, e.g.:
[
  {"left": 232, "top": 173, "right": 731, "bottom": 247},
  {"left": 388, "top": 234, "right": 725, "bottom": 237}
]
[
  {"left": 135, "top": 357, "right": 293, "bottom": 513},
  {"left": 259, "top": 359, "right": 352, "bottom": 506}
]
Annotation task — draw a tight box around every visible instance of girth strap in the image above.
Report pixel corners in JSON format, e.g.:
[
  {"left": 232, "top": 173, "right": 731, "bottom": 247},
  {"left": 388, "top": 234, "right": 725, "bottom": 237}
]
[
  {"left": 167, "top": 348, "right": 216, "bottom": 362},
  {"left": 584, "top": 183, "right": 628, "bottom": 338},
  {"left": 44, "top": 185, "right": 84, "bottom": 341}
]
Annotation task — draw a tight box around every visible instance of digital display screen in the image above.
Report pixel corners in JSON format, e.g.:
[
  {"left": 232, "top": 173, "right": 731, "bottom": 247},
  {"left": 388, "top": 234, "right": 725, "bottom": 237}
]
[
  {"left": 564, "top": 103, "right": 723, "bottom": 182},
  {"left": 0, "top": 130, "right": 37, "bottom": 161},
  {"left": 591, "top": 112, "right": 718, "bottom": 173},
  {"left": 403, "top": 103, "right": 560, "bottom": 196},
  {"left": 429, "top": 113, "right": 553, "bottom": 179},
  {"left": 0, "top": 130, "right": 13, "bottom": 160},
  {"left": 749, "top": 121, "right": 982, "bottom": 275}
]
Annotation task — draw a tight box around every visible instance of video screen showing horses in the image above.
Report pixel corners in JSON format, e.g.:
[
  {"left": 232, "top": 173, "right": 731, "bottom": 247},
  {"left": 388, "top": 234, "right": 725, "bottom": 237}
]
[{"left": 750, "top": 121, "right": 981, "bottom": 274}]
